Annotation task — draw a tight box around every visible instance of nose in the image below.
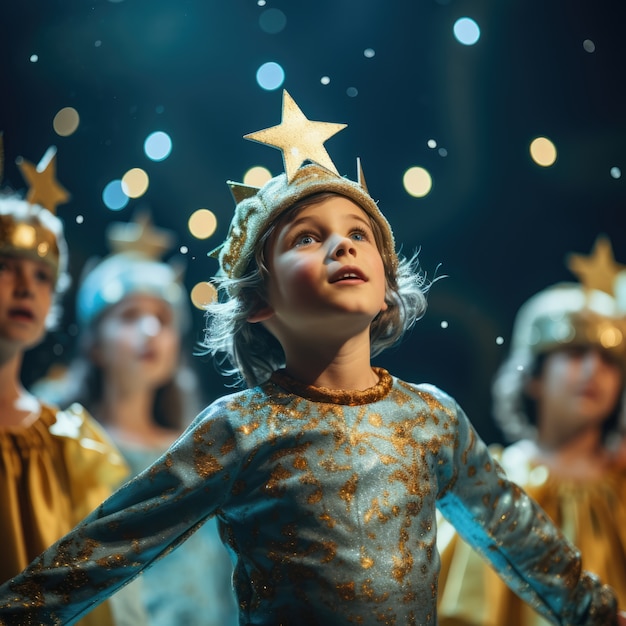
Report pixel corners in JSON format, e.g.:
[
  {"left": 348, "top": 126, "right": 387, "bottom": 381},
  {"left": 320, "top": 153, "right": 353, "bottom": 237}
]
[
  {"left": 582, "top": 348, "right": 609, "bottom": 376},
  {"left": 14, "top": 267, "right": 34, "bottom": 298},
  {"left": 328, "top": 234, "right": 356, "bottom": 259},
  {"left": 137, "top": 314, "right": 162, "bottom": 337}
]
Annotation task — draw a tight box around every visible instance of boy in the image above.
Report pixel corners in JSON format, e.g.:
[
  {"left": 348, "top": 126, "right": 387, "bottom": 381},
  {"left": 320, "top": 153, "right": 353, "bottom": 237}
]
[{"left": 0, "top": 92, "right": 624, "bottom": 625}]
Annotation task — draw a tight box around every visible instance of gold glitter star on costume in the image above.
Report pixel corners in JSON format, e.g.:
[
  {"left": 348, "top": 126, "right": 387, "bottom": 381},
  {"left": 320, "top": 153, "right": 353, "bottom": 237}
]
[
  {"left": 244, "top": 90, "right": 347, "bottom": 182},
  {"left": 16, "top": 146, "right": 70, "bottom": 214},
  {"left": 107, "top": 210, "right": 175, "bottom": 259},
  {"left": 567, "top": 235, "right": 626, "bottom": 295}
]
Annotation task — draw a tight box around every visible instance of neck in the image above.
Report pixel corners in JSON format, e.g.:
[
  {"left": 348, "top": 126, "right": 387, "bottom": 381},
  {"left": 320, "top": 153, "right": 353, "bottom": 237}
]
[
  {"left": 282, "top": 328, "right": 377, "bottom": 391},
  {"left": 0, "top": 348, "right": 40, "bottom": 427},
  {"left": 96, "top": 383, "right": 156, "bottom": 434},
  {"left": 0, "top": 348, "right": 24, "bottom": 398}
]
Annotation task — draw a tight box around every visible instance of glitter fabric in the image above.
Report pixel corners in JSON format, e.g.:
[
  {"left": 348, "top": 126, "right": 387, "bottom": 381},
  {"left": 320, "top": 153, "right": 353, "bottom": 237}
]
[
  {"left": 438, "top": 441, "right": 626, "bottom": 625},
  {"left": 0, "top": 370, "right": 618, "bottom": 625}
]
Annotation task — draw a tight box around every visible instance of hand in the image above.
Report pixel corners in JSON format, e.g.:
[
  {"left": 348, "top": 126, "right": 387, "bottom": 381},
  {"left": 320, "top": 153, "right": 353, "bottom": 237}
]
[{"left": 618, "top": 610, "right": 626, "bottom": 625}]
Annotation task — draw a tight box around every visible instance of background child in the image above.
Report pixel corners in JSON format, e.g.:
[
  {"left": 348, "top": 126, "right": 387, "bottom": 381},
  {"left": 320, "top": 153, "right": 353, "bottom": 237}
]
[
  {"left": 0, "top": 143, "right": 141, "bottom": 626},
  {"left": 437, "top": 237, "right": 626, "bottom": 625},
  {"left": 0, "top": 92, "right": 625, "bottom": 626},
  {"left": 34, "top": 210, "right": 238, "bottom": 626}
]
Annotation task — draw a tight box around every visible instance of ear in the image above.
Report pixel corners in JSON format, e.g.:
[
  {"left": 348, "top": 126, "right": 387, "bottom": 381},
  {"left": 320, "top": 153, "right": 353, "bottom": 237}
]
[{"left": 247, "top": 305, "right": 274, "bottom": 323}]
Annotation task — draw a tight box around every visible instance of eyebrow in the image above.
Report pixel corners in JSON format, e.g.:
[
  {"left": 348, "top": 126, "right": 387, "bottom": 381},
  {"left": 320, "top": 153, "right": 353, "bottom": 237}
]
[{"left": 285, "top": 212, "right": 373, "bottom": 231}]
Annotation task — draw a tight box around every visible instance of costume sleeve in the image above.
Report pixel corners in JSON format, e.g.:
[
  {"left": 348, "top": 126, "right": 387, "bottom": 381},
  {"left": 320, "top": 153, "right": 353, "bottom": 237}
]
[
  {"left": 435, "top": 399, "right": 618, "bottom": 626},
  {"left": 0, "top": 400, "right": 239, "bottom": 626}
]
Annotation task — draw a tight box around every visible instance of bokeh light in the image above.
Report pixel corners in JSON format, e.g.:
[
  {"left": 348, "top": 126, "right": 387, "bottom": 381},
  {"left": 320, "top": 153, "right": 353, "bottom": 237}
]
[
  {"left": 347, "top": 87, "right": 359, "bottom": 97},
  {"left": 259, "top": 8, "right": 286, "bottom": 34},
  {"left": 453, "top": 17, "right": 481, "bottom": 46},
  {"left": 188, "top": 209, "right": 218, "bottom": 240},
  {"left": 364, "top": 48, "right": 375, "bottom": 58},
  {"left": 529, "top": 137, "right": 557, "bottom": 167},
  {"left": 583, "top": 39, "right": 596, "bottom": 53},
  {"left": 256, "top": 62, "right": 285, "bottom": 91},
  {"left": 102, "top": 180, "right": 129, "bottom": 211},
  {"left": 403, "top": 166, "right": 433, "bottom": 197},
  {"left": 53, "top": 107, "right": 80, "bottom": 137},
  {"left": 144, "top": 131, "right": 172, "bottom": 161},
  {"left": 320, "top": 76, "right": 331, "bottom": 85},
  {"left": 610, "top": 166, "right": 621, "bottom": 179},
  {"left": 121, "top": 168, "right": 149, "bottom": 198},
  {"left": 244, "top": 165, "right": 272, "bottom": 187},
  {"left": 190, "top": 282, "right": 218, "bottom": 310},
  {"left": 30, "top": 54, "right": 38, "bottom": 63}
]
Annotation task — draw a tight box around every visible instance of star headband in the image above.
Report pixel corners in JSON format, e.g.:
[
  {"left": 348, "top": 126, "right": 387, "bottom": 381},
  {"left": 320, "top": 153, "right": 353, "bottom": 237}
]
[
  {"left": 210, "top": 90, "right": 397, "bottom": 280},
  {"left": 511, "top": 236, "right": 626, "bottom": 366},
  {"left": 76, "top": 211, "right": 189, "bottom": 331},
  {"left": 0, "top": 140, "right": 69, "bottom": 281}
]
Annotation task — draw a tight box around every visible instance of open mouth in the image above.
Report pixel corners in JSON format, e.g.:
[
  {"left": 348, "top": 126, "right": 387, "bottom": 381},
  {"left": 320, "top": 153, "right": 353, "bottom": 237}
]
[
  {"left": 9, "top": 307, "right": 35, "bottom": 321},
  {"left": 329, "top": 267, "right": 367, "bottom": 283}
]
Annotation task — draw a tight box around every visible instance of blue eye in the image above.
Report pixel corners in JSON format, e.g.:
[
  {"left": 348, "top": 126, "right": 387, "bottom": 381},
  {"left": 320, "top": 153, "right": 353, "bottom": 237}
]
[
  {"left": 350, "top": 228, "right": 369, "bottom": 242},
  {"left": 293, "top": 233, "right": 316, "bottom": 247}
]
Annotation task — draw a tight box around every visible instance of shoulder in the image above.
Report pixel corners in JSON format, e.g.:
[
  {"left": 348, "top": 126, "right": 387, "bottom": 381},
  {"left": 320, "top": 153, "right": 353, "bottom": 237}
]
[
  {"left": 389, "top": 375, "right": 460, "bottom": 416},
  {"left": 44, "top": 402, "right": 130, "bottom": 488},
  {"left": 47, "top": 402, "right": 107, "bottom": 440},
  {"left": 191, "top": 385, "right": 275, "bottom": 428}
]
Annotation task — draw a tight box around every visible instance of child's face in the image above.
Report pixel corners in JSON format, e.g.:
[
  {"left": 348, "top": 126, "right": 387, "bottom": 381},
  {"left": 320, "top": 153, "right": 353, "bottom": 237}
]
[
  {"left": 529, "top": 345, "right": 623, "bottom": 439},
  {"left": 257, "top": 196, "right": 388, "bottom": 340},
  {"left": 0, "top": 254, "right": 54, "bottom": 350},
  {"left": 92, "top": 293, "right": 180, "bottom": 393}
]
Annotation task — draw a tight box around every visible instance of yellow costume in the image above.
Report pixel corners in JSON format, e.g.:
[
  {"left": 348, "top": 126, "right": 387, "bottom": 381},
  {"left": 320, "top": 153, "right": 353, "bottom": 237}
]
[{"left": 0, "top": 402, "right": 129, "bottom": 626}]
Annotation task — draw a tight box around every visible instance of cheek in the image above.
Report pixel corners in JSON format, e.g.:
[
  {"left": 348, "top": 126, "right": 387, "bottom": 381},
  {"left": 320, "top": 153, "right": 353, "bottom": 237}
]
[
  {"left": 273, "top": 256, "right": 320, "bottom": 297},
  {"left": 98, "top": 324, "right": 137, "bottom": 362},
  {"left": 601, "top": 369, "right": 623, "bottom": 405},
  {"left": 159, "top": 330, "right": 181, "bottom": 364}
]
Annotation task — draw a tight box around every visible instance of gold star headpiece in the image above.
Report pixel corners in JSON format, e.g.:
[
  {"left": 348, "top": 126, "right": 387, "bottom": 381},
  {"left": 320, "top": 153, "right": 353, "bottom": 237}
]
[
  {"left": 510, "top": 236, "right": 626, "bottom": 368},
  {"left": 0, "top": 144, "right": 70, "bottom": 280},
  {"left": 566, "top": 235, "right": 625, "bottom": 296},
  {"left": 211, "top": 90, "right": 397, "bottom": 281},
  {"left": 76, "top": 210, "right": 189, "bottom": 331}
]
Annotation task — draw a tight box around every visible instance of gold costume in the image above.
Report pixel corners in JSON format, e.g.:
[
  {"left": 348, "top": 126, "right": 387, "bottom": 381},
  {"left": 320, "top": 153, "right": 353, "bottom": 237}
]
[{"left": 0, "top": 403, "right": 129, "bottom": 626}]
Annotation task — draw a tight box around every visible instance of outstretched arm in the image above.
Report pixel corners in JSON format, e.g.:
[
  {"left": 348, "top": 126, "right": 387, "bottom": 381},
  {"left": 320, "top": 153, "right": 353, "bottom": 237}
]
[
  {"left": 435, "top": 396, "right": 619, "bottom": 626},
  {"left": 0, "top": 404, "right": 238, "bottom": 625}
]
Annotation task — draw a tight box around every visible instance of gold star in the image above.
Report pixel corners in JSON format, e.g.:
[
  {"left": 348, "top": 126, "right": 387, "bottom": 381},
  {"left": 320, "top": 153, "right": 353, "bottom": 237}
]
[
  {"left": 227, "top": 180, "right": 260, "bottom": 204},
  {"left": 566, "top": 235, "right": 625, "bottom": 295},
  {"left": 244, "top": 90, "right": 347, "bottom": 182},
  {"left": 16, "top": 146, "right": 70, "bottom": 214},
  {"left": 107, "top": 210, "right": 175, "bottom": 259}
]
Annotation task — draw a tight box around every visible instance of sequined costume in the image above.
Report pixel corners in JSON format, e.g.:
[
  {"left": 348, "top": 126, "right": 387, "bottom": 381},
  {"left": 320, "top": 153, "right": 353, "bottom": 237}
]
[
  {"left": 437, "top": 440, "right": 626, "bottom": 626},
  {"left": 114, "top": 445, "right": 238, "bottom": 626},
  {"left": 0, "top": 370, "right": 618, "bottom": 625},
  {"left": 0, "top": 402, "right": 130, "bottom": 626}
]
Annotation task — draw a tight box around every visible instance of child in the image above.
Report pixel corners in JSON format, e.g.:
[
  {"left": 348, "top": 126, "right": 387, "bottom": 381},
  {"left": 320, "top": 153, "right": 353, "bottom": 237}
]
[
  {"left": 437, "top": 238, "right": 626, "bottom": 625},
  {"left": 0, "top": 143, "right": 140, "bottom": 626},
  {"left": 34, "top": 211, "right": 237, "bottom": 626},
  {"left": 0, "top": 92, "right": 625, "bottom": 626}
]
